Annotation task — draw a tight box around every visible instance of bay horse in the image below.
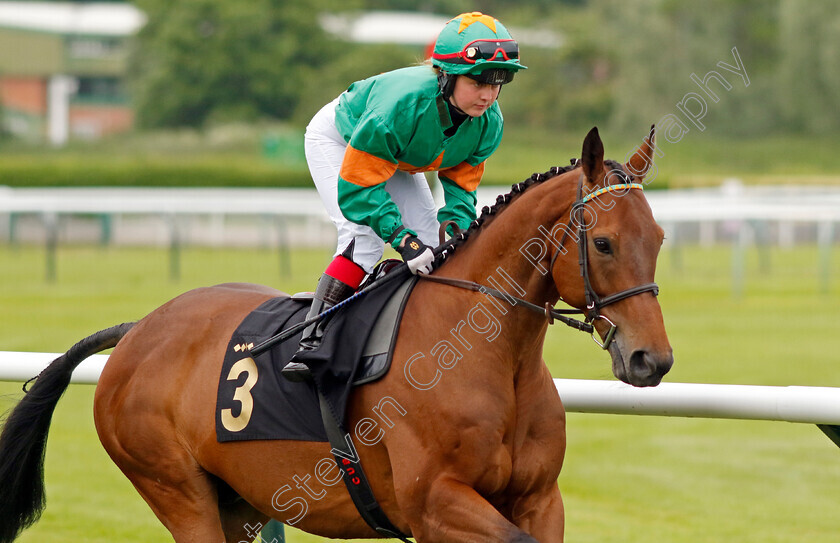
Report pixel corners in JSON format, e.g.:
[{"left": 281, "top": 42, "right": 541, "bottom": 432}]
[{"left": 0, "top": 126, "right": 672, "bottom": 542}]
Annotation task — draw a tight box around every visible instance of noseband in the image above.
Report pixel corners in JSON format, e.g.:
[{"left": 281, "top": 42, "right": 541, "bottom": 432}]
[{"left": 422, "top": 167, "right": 659, "bottom": 351}]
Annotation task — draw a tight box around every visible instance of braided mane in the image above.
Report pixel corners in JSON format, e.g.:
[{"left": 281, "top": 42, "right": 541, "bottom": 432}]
[{"left": 435, "top": 159, "right": 630, "bottom": 267}]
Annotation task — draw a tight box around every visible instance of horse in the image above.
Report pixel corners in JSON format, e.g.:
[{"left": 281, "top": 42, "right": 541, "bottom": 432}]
[{"left": 0, "top": 126, "right": 672, "bottom": 542}]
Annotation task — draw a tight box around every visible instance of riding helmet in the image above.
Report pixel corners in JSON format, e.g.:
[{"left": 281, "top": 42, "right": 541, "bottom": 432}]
[{"left": 432, "top": 12, "right": 526, "bottom": 98}]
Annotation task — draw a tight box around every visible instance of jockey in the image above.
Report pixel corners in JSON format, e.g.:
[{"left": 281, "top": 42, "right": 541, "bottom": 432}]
[{"left": 282, "top": 12, "right": 526, "bottom": 382}]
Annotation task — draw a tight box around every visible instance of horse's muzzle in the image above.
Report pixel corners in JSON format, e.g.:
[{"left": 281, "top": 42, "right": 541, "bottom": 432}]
[
  {"left": 630, "top": 348, "right": 673, "bottom": 387},
  {"left": 612, "top": 347, "right": 673, "bottom": 387}
]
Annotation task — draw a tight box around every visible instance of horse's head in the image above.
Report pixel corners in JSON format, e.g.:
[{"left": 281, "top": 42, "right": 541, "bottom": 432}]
[{"left": 552, "top": 126, "right": 673, "bottom": 387}]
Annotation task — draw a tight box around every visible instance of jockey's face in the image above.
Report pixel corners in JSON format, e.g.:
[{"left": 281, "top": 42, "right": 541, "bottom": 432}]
[{"left": 449, "top": 75, "right": 501, "bottom": 117}]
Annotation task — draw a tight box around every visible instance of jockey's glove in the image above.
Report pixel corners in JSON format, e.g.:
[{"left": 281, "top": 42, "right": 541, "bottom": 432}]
[{"left": 397, "top": 235, "right": 435, "bottom": 275}]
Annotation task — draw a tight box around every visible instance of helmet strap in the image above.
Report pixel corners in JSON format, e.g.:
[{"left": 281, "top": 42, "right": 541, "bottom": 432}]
[{"left": 438, "top": 71, "right": 457, "bottom": 101}]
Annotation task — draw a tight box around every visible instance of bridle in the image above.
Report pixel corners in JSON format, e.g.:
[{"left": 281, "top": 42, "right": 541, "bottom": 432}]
[
  {"left": 552, "top": 170, "right": 659, "bottom": 349},
  {"left": 422, "top": 167, "right": 659, "bottom": 350}
]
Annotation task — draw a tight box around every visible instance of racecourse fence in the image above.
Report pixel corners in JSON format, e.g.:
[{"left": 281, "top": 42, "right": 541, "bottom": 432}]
[
  {"left": 2, "top": 351, "right": 839, "bottom": 448},
  {"left": 0, "top": 187, "right": 334, "bottom": 280},
  {"left": 2, "top": 183, "right": 839, "bottom": 288}
]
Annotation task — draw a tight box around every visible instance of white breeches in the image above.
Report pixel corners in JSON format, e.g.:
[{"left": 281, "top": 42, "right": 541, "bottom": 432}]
[{"left": 304, "top": 97, "right": 440, "bottom": 273}]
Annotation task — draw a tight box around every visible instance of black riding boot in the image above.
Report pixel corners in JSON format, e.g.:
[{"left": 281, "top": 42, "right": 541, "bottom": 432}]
[{"left": 281, "top": 273, "right": 356, "bottom": 382}]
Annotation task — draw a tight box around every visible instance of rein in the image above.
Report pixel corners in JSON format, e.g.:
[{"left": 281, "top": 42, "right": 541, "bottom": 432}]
[
  {"left": 255, "top": 169, "right": 659, "bottom": 355},
  {"left": 423, "top": 170, "right": 659, "bottom": 350},
  {"left": 419, "top": 274, "right": 595, "bottom": 333}
]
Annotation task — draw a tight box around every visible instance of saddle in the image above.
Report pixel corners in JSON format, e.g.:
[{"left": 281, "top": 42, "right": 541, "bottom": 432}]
[{"left": 215, "top": 263, "right": 415, "bottom": 443}]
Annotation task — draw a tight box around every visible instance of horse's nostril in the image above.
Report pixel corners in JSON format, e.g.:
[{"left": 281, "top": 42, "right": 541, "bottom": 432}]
[
  {"left": 629, "top": 350, "right": 654, "bottom": 377},
  {"left": 629, "top": 349, "right": 673, "bottom": 386}
]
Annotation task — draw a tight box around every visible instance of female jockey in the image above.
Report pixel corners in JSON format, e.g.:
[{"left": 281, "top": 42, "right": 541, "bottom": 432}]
[{"left": 282, "top": 12, "right": 525, "bottom": 382}]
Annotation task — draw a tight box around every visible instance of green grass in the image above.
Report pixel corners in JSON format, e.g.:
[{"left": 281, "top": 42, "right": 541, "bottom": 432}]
[
  {"left": 0, "top": 123, "right": 309, "bottom": 188},
  {"left": 1, "top": 244, "right": 839, "bottom": 542},
  {"left": 0, "top": 152, "right": 309, "bottom": 188}
]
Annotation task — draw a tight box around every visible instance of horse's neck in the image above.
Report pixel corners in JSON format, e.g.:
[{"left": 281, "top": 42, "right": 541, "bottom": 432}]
[
  {"left": 448, "top": 177, "right": 574, "bottom": 296},
  {"left": 436, "top": 177, "right": 577, "bottom": 351}
]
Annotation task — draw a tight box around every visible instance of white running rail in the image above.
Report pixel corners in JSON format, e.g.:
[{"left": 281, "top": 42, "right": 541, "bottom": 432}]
[{"left": 2, "top": 351, "right": 839, "bottom": 426}]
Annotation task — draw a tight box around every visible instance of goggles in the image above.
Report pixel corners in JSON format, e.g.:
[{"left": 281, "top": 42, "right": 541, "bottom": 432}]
[
  {"left": 465, "top": 68, "right": 515, "bottom": 85},
  {"left": 434, "top": 39, "right": 520, "bottom": 65}
]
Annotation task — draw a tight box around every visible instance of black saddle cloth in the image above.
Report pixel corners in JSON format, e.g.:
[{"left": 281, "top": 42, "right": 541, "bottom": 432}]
[{"left": 215, "top": 269, "right": 415, "bottom": 443}]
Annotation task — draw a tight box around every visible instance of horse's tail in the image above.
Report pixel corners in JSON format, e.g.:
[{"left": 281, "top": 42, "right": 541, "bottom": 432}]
[{"left": 0, "top": 322, "right": 136, "bottom": 543}]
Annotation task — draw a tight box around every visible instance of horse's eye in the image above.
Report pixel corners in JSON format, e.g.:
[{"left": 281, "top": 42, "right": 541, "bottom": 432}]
[{"left": 594, "top": 238, "right": 612, "bottom": 254}]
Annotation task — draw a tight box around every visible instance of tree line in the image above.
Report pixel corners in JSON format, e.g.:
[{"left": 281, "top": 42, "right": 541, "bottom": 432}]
[{"left": 128, "top": 0, "right": 840, "bottom": 137}]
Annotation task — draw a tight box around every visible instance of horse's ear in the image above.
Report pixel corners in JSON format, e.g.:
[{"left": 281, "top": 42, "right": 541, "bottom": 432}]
[
  {"left": 625, "top": 124, "right": 656, "bottom": 179},
  {"left": 580, "top": 126, "right": 605, "bottom": 184}
]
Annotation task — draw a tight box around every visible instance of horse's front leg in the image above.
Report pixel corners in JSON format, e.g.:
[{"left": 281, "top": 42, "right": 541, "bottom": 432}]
[
  {"left": 402, "top": 475, "right": 539, "bottom": 542},
  {"left": 507, "top": 484, "right": 565, "bottom": 542},
  {"left": 503, "top": 363, "right": 567, "bottom": 541}
]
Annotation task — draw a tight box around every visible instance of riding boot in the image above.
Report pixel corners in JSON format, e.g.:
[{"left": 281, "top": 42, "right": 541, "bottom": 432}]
[{"left": 281, "top": 273, "right": 356, "bottom": 382}]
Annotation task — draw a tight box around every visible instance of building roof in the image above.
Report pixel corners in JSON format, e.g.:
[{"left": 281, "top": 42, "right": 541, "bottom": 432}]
[
  {"left": 0, "top": 1, "right": 145, "bottom": 36},
  {"left": 320, "top": 10, "right": 563, "bottom": 49}
]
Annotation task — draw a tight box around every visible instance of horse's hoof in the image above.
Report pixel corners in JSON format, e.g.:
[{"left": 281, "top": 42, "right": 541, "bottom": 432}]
[{"left": 281, "top": 361, "right": 313, "bottom": 382}]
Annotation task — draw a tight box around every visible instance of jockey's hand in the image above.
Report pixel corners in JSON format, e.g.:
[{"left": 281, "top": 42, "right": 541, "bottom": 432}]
[{"left": 397, "top": 235, "right": 435, "bottom": 275}]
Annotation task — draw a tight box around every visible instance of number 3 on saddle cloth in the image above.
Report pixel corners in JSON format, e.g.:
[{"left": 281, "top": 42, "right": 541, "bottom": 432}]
[{"left": 215, "top": 262, "right": 416, "bottom": 444}]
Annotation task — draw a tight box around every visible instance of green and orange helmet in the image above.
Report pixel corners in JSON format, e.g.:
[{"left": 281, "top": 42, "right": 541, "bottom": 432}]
[{"left": 431, "top": 12, "right": 526, "bottom": 86}]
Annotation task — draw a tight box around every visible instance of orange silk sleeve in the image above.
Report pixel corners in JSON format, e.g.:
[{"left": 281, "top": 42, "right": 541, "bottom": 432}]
[
  {"left": 340, "top": 145, "right": 398, "bottom": 187},
  {"left": 438, "top": 161, "right": 486, "bottom": 192}
]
